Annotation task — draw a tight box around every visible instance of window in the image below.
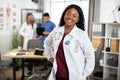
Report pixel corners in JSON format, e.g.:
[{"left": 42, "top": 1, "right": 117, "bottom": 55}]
[{"left": 50, "top": 0, "right": 89, "bottom": 31}]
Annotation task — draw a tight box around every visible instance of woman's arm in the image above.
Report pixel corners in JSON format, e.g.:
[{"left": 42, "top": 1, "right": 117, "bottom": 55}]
[
  {"left": 44, "top": 33, "right": 54, "bottom": 60},
  {"left": 34, "top": 23, "right": 38, "bottom": 38},
  {"left": 44, "top": 27, "right": 57, "bottom": 61},
  {"left": 19, "top": 22, "right": 26, "bottom": 37},
  {"left": 82, "top": 33, "right": 95, "bottom": 77}
]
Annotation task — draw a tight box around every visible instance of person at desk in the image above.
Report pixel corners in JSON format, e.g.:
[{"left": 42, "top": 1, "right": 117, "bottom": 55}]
[
  {"left": 19, "top": 13, "right": 37, "bottom": 50},
  {"left": 44, "top": 4, "right": 95, "bottom": 80},
  {"left": 19, "top": 13, "right": 37, "bottom": 75},
  {"left": 41, "top": 13, "right": 56, "bottom": 70}
]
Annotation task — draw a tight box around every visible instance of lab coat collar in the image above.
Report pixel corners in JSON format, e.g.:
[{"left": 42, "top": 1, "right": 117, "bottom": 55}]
[
  {"left": 68, "top": 25, "right": 79, "bottom": 35},
  {"left": 57, "top": 25, "right": 80, "bottom": 38},
  {"left": 59, "top": 25, "right": 77, "bottom": 32},
  {"left": 63, "top": 25, "right": 79, "bottom": 37}
]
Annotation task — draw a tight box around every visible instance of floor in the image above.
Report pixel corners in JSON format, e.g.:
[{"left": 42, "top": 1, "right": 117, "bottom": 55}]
[
  {"left": 0, "top": 66, "right": 118, "bottom": 80},
  {"left": 0, "top": 65, "right": 51, "bottom": 80},
  {"left": 89, "top": 75, "right": 117, "bottom": 80}
]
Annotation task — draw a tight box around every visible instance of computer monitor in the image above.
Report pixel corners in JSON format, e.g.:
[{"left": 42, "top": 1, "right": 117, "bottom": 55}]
[{"left": 36, "top": 27, "right": 45, "bottom": 35}]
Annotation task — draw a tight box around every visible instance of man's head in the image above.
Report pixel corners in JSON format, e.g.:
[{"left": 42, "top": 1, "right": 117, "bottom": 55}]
[{"left": 43, "top": 13, "right": 50, "bottom": 23}]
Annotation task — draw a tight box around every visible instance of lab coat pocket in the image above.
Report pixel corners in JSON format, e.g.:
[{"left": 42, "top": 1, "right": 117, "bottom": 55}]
[
  {"left": 74, "top": 39, "right": 84, "bottom": 51},
  {"left": 69, "top": 69, "right": 86, "bottom": 80},
  {"left": 79, "top": 76, "right": 86, "bottom": 80},
  {"left": 73, "top": 40, "right": 83, "bottom": 54}
]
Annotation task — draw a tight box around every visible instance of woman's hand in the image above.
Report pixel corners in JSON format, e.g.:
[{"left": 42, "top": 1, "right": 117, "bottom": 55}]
[{"left": 49, "top": 58, "right": 54, "bottom": 63}]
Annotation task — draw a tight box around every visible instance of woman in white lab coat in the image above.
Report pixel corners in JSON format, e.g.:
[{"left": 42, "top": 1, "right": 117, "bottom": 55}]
[
  {"left": 19, "top": 13, "right": 37, "bottom": 50},
  {"left": 44, "top": 4, "right": 95, "bottom": 80}
]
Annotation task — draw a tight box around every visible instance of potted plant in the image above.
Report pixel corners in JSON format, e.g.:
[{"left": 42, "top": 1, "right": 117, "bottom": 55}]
[{"left": 11, "top": 26, "right": 21, "bottom": 71}]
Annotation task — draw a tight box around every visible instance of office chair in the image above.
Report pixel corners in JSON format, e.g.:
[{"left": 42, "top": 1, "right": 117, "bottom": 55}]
[
  {"left": 25, "top": 39, "right": 46, "bottom": 80},
  {"left": 0, "top": 51, "right": 12, "bottom": 80},
  {"left": 92, "top": 44, "right": 104, "bottom": 79},
  {"left": 27, "top": 39, "right": 42, "bottom": 51}
]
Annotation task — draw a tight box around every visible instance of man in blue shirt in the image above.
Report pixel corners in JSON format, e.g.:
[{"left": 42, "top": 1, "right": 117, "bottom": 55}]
[
  {"left": 41, "top": 13, "right": 55, "bottom": 70},
  {"left": 42, "top": 13, "right": 56, "bottom": 48}
]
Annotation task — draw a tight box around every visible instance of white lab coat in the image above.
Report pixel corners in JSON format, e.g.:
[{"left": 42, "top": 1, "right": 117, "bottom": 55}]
[
  {"left": 44, "top": 25, "right": 95, "bottom": 80},
  {"left": 19, "top": 22, "right": 37, "bottom": 50}
]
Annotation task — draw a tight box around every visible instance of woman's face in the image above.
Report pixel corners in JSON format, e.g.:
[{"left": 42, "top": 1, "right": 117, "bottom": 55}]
[
  {"left": 64, "top": 8, "right": 79, "bottom": 27},
  {"left": 28, "top": 15, "right": 34, "bottom": 22}
]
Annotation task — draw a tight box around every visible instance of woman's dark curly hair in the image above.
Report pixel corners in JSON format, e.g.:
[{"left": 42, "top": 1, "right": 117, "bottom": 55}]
[{"left": 59, "top": 4, "right": 85, "bottom": 31}]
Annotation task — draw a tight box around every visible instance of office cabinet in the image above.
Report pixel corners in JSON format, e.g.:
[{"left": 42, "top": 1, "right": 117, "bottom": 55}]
[{"left": 92, "top": 22, "right": 120, "bottom": 80}]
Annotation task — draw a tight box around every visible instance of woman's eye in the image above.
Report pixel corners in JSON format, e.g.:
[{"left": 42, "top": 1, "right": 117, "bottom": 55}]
[
  {"left": 66, "top": 12, "right": 70, "bottom": 15},
  {"left": 73, "top": 14, "right": 77, "bottom": 18}
]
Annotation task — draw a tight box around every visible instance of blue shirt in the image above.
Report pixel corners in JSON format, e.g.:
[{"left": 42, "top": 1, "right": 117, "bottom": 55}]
[{"left": 41, "top": 21, "right": 55, "bottom": 48}]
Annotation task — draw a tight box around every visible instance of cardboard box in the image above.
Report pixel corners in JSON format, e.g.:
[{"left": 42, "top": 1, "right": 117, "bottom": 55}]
[
  {"left": 92, "top": 38, "right": 104, "bottom": 51},
  {"left": 110, "top": 39, "right": 119, "bottom": 52}
]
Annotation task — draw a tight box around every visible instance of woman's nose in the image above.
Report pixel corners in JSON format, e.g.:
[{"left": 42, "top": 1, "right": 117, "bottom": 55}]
[{"left": 68, "top": 14, "right": 73, "bottom": 19}]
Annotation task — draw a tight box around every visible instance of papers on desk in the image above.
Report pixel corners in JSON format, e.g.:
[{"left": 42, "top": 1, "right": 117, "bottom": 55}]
[
  {"left": 10, "top": 52, "right": 28, "bottom": 56},
  {"left": 16, "top": 52, "right": 28, "bottom": 55}
]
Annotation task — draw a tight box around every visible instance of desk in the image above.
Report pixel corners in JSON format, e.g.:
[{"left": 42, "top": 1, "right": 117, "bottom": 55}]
[{"left": 3, "top": 49, "right": 47, "bottom": 80}]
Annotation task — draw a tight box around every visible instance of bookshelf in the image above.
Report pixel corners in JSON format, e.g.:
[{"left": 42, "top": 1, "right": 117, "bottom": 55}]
[{"left": 92, "top": 22, "right": 120, "bottom": 80}]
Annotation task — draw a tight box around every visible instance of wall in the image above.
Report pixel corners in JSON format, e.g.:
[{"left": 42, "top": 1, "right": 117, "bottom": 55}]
[
  {"left": 100, "top": 0, "right": 120, "bottom": 22},
  {"left": 0, "top": 0, "right": 38, "bottom": 60},
  {"left": 24, "top": 0, "right": 38, "bottom": 9},
  {"left": 44, "top": 0, "right": 51, "bottom": 13}
]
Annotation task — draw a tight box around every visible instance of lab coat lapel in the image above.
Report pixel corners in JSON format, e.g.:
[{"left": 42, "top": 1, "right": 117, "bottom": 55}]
[
  {"left": 68, "top": 25, "right": 78, "bottom": 37},
  {"left": 53, "top": 27, "right": 64, "bottom": 56},
  {"left": 63, "top": 25, "right": 78, "bottom": 46}
]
